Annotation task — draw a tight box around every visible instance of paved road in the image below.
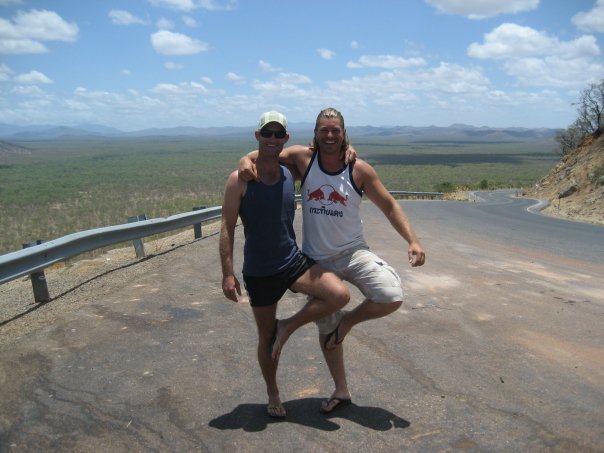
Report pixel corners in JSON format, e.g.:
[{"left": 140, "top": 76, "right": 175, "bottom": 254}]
[
  {"left": 1, "top": 194, "right": 603, "bottom": 452},
  {"left": 423, "top": 190, "right": 604, "bottom": 264}
]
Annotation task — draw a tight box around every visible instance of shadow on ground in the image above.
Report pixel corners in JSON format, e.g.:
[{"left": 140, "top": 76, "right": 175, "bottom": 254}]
[{"left": 209, "top": 397, "right": 410, "bottom": 432}]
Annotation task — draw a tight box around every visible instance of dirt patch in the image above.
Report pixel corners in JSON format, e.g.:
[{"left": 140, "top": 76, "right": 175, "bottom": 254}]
[{"left": 522, "top": 134, "right": 604, "bottom": 226}]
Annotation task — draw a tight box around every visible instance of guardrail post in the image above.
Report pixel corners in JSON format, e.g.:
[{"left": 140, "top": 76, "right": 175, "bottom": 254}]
[
  {"left": 128, "top": 214, "right": 147, "bottom": 258},
  {"left": 22, "top": 240, "right": 51, "bottom": 303},
  {"left": 192, "top": 206, "right": 206, "bottom": 239}
]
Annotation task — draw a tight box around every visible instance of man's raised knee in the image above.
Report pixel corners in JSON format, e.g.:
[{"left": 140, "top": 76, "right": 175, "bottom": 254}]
[{"left": 334, "top": 287, "right": 350, "bottom": 309}]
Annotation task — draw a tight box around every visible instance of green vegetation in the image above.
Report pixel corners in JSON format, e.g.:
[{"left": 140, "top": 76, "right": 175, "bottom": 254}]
[
  {"left": 0, "top": 135, "right": 558, "bottom": 254},
  {"left": 433, "top": 182, "right": 456, "bottom": 193},
  {"left": 354, "top": 138, "right": 557, "bottom": 192}
]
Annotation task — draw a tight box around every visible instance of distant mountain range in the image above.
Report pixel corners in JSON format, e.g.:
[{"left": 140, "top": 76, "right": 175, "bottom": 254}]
[{"left": 0, "top": 122, "right": 559, "bottom": 141}]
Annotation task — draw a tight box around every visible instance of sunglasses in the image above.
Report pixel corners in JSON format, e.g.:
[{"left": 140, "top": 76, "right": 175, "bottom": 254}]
[{"left": 260, "top": 129, "right": 287, "bottom": 139}]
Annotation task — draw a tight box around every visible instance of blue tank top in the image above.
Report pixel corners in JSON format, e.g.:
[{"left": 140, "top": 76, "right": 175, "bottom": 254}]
[{"left": 240, "top": 165, "right": 299, "bottom": 276}]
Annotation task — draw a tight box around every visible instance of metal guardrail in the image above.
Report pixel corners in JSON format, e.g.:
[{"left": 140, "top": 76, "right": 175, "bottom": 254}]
[
  {"left": 390, "top": 191, "right": 444, "bottom": 199},
  {"left": 0, "top": 207, "right": 222, "bottom": 286},
  {"left": 0, "top": 191, "right": 442, "bottom": 301}
]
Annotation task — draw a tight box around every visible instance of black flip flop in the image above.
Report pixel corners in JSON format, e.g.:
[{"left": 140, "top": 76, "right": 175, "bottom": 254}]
[
  {"left": 269, "top": 319, "right": 280, "bottom": 359},
  {"left": 320, "top": 397, "right": 352, "bottom": 414},
  {"left": 323, "top": 322, "right": 343, "bottom": 351},
  {"left": 267, "top": 403, "right": 286, "bottom": 418}
]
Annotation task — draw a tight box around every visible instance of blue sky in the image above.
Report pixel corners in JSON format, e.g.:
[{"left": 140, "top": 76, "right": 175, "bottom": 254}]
[{"left": 0, "top": 0, "right": 603, "bottom": 131}]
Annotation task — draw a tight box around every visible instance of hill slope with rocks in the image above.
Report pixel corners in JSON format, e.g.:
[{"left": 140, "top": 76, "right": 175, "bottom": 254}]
[{"left": 524, "top": 134, "right": 604, "bottom": 226}]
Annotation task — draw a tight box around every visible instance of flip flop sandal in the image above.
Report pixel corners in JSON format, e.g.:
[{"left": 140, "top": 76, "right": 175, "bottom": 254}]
[
  {"left": 320, "top": 397, "right": 352, "bottom": 414},
  {"left": 267, "top": 403, "right": 286, "bottom": 418},
  {"left": 323, "top": 322, "right": 343, "bottom": 351},
  {"left": 269, "top": 320, "right": 281, "bottom": 360}
]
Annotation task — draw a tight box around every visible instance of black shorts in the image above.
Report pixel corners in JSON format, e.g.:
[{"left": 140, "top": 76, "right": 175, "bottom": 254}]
[{"left": 243, "top": 252, "right": 316, "bottom": 307}]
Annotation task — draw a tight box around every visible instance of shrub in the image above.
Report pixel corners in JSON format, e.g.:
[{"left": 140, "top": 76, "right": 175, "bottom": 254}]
[{"left": 434, "top": 181, "right": 456, "bottom": 193}]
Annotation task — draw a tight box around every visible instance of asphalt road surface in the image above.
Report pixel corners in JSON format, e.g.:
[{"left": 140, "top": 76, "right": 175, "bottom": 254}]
[{"left": 0, "top": 191, "right": 602, "bottom": 452}]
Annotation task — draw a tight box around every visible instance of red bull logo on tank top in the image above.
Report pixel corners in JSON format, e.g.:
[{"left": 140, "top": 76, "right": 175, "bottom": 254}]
[{"left": 306, "top": 184, "right": 348, "bottom": 217}]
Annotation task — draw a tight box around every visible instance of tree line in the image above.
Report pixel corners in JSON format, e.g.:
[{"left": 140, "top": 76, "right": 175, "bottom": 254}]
[{"left": 556, "top": 79, "right": 604, "bottom": 155}]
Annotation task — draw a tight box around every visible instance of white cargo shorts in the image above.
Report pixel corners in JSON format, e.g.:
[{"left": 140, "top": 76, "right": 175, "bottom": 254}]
[{"left": 314, "top": 245, "right": 404, "bottom": 334}]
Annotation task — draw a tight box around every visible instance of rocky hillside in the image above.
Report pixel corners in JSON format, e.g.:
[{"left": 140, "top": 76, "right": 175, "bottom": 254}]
[{"left": 524, "top": 134, "right": 604, "bottom": 226}]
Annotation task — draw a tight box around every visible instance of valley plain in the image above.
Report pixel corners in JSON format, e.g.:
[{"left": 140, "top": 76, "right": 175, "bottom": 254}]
[{"left": 0, "top": 134, "right": 558, "bottom": 255}]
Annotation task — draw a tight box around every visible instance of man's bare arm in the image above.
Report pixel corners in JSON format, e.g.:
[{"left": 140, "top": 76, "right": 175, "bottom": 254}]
[
  {"left": 238, "top": 145, "right": 312, "bottom": 182},
  {"left": 219, "top": 171, "right": 244, "bottom": 301},
  {"left": 357, "top": 160, "right": 426, "bottom": 267}
]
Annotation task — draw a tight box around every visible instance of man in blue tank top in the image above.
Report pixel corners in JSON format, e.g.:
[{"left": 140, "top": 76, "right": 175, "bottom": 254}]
[
  {"left": 219, "top": 111, "right": 350, "bottom": 419},
  {"left": 239, "top": 108, "right": 426, "bottom": 415}
]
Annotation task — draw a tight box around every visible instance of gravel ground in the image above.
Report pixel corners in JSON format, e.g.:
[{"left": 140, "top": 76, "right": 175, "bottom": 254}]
[{"left": 0, "top": 221, "right": 222, "bottom": 347}]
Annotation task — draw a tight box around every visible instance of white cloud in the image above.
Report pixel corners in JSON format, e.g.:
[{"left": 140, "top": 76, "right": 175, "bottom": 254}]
[
  {"left": 321, "top": 62, "right": 491, "bottom": 115},
  {"left": 63, "top": 99, "right": 91, "bottom": 111},
  {"left": 182, "top": 15, "right": 198, "bottom": 27},
  {"left": 572, "top": 0, "right": 604, "bottom": 33},
  {"left": 198, "top": 0, "right": 236, "bottom": 11},
  {"left": 121, "top": 69, "right": 131, "bottom": 76},
  {"left": 109, "top": 10, "right": 147, "bottom": 25},
  {"left": 347, "top": 55, "right": 427, "bottom": 69},
  {"left": 74, "top": 87, "right": 110, "bottom": 99},
  {"left": 226, "top": 72, "right": 245, "bottom": 83},
  {"left": 317, "top": 48, "right": 335, "bottom": 60},
  {"left": 201, "top": 76, "right": 212, "bottom": 84},
  {"left": 165, "top": 61, "right": 183, "bottom": 70},
  {"left": 468, "top": 23, "right": 555, "bottom": 59},
  {"left": 350, "top": 41, "right": 359, "bottom": 49},
  {"left": 149, "top": 0, "right": 236, "bottom": 12},
  {"left": 275, "top": 72, "right": 312, "bottom": 85},
  {"left": 469, "top": 23, "right": 601, "bottom": 61},
  {"left": 151, "top": 81, "right": 208, "bottom": 95},
  {"left": 157, "top": 17, "right": 175, "bottom": 29},
  {"left": 150, "top": 0, "right": 197, "bottom": 11},
  {"left": 11, "top": 85, "right": 46, "bottom": 96},
  {"left": 425, "top": 0, "right": 538, "bottom": 19},
  {"left": 259, "top": 60, "right": 280, "bottom": 72},
  {"left": 14, "top": 70, "right": 53, "bottom": 84},
  {"left": 468, "top": 23, "right": 603, "bottom": 87},
  {"left": 251, "top": 72, "right": 313, "bottom": 98},
  {"left": 0, "top": 38, "right": 46, "bottom": 54},
  {"left": 373, "top": 91, "right": 418, "bottom": 106},
  {"left": 1, "top": 9, "right": 78, "bottom": 41},
  {"left": 0, "top": 63, "right": 12, "bottom": 82},
  {"left": 0, "top": 9, "right": 79, "bottom": 54},
  {"left": 424, "top": 62, "right": 489, "bottom": 93},
  {"left": 503, "top": 56, "right": 603, "bottom": 88},
  {"left": 150, "top": 30, "right": 209, "bottom": 55}
]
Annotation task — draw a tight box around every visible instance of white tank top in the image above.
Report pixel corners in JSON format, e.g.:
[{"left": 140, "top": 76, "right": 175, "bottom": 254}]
[{"left": 300, "top": 150, "right": 367, "bottom": 260}]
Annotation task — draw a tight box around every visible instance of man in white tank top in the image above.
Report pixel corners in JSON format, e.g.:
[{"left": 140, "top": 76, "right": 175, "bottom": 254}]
[
  {"left": 221, "top": 111, "right": 350, "bottom": 419},
  {"left": 239, "top": 107, "right": 425, "bottom": 414}
]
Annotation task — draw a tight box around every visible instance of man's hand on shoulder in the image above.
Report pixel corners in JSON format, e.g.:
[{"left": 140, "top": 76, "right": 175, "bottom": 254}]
[{"left": 238, "top": 150, "right": 259, "bottom": 182}]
